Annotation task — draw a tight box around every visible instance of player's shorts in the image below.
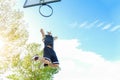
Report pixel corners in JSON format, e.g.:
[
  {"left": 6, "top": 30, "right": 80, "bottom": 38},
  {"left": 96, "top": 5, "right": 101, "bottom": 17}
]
[{"left": 43, "top": 47, "right": 59, "bottom": 64}]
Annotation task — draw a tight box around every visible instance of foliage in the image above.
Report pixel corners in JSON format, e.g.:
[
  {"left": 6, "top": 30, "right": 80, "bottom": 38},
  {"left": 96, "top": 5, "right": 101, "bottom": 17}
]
[
  {"left": 7, "top": 53, "right": 60, "bottom": 80},
  {"left": 0, "top": 0, "right": 60, "bottom": 80}
]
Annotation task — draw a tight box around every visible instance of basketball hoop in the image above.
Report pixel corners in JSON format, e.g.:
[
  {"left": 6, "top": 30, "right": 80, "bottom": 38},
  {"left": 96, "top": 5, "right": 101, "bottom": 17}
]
[
  {"left": 23, "top": 0, "right": 61, "bottom": 17},
  {"left": 39, "top": 4, "right": 53, "bottom": 17}
]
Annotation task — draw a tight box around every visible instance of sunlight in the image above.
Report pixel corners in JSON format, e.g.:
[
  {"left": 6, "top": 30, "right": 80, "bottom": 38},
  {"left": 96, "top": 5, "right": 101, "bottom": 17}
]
[{"left": 0, "top": 40, "right": 4, "bottom": 49}]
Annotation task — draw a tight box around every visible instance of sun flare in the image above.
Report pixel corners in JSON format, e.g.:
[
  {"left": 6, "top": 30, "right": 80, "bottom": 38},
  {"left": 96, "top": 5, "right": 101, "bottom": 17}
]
[{"left": 0, "top": 40, "right": 4, "bottom": 49}]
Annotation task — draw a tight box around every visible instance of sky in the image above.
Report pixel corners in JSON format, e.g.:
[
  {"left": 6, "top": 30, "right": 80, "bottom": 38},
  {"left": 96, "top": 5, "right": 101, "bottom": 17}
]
[{"left": 13, "top": 0, "right": 120, "bottom": 80}]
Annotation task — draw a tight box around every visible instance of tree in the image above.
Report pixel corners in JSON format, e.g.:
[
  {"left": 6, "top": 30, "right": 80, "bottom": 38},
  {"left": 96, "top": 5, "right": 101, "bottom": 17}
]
[{"left": 0, "top": 0, "right": 60, "bottom": 80}]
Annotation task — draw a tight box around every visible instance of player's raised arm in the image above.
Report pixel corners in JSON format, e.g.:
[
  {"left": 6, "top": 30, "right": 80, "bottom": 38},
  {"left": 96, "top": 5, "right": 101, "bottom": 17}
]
[{"left": 40, "top": 28, "right": 45, "bottom": 38}]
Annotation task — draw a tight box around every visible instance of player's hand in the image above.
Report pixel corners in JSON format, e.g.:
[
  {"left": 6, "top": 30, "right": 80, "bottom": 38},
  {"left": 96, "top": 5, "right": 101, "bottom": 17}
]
[
  {"left": 54, "top": 36, "right": 58, "bottom": 40},
  {"left": 40, "top": 28, "right": 43, "bottom": 32}
]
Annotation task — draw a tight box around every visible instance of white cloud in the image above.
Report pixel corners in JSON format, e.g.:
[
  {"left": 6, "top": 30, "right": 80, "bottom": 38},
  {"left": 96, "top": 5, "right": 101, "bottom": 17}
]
[
  {"left": 79, "top": 21, "right": 88, "bottom": 28},
  {"left": 70, "top": 20, "right": 120, "bottom": 33},
  {"left": 86, "top": 20, "right": 99, "bottom": 28},
  {"left": 97, "top": 22, "right": 104, "bottom": 27},
  {"left": 110, "top": 25, "right": 120, "bottom": 32},
  {"left": 54, "top": 39, "right": 120, "bottom": 80},
  {"left": 102, "top": 24, "right": 112, "bottom": 30},
  {"left": 70, "top": 21, "right": 79, "bottom": 28}
]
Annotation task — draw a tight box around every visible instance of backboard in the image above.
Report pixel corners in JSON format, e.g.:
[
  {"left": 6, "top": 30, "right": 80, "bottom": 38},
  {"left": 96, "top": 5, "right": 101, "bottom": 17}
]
[{"left": 23, "top": 0, "right": 61, "bottom": 8}]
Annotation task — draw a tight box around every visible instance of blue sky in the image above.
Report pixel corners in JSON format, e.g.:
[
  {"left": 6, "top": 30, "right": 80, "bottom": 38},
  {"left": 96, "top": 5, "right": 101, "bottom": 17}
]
[
  {"left": 17, "top": 0, "right": 120, "bottom": 61},
  {"left": 12, "top": 0, "right": 120, "bottom": 80}
]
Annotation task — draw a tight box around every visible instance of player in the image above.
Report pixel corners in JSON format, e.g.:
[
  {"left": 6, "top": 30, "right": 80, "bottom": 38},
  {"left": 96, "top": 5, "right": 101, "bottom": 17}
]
[{"left": 33, "top": 28, "right": 59, "bottom": 68}]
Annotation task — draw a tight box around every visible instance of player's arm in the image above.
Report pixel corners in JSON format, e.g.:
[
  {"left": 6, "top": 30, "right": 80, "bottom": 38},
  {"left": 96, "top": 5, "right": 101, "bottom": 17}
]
[
  {"left": 40, "top": 28, "right": 45, "bottom": 38},
  {"left": 54, "top": 36, "right": 58, "bottom": 40}
]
